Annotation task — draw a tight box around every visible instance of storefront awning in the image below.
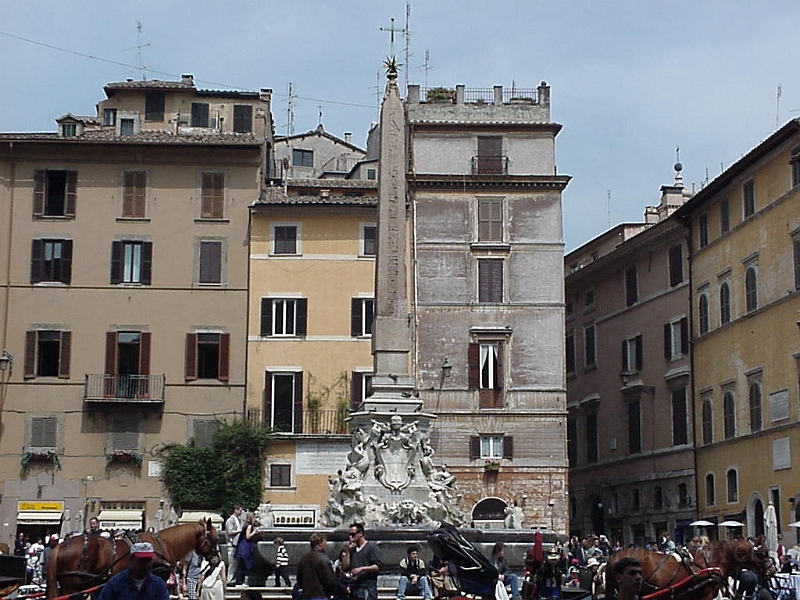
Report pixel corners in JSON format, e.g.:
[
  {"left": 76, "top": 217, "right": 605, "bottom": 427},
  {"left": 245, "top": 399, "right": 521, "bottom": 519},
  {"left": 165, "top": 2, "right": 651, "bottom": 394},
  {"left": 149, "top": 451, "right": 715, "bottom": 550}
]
[
  {"left": 17, "top": 511, "right": 63, "bottom": 525},
  {"left": 98, "top": 509, "right": 143, "bottom": 530},
  {"left": 178, "top": 511, "right": 224, "bottom": 528}
]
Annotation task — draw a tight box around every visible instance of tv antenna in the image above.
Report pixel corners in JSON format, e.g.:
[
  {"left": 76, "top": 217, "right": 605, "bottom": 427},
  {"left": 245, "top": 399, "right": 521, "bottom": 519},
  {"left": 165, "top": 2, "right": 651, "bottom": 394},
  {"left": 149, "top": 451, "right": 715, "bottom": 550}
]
[
  {"left": 122, "top": 21, "right": 150, "bottom": 81},
  {"left": 607, "top": 189, "right": 611, "bottom": 228},
  {"left": 776, "top": 84, "right": 782, "bottom": 130},
  {"left": 422, "top": 50, "right": 432, "bottom": 89},
  {"left": 286, "top": 82, "right": 296, "bottom": 136}
]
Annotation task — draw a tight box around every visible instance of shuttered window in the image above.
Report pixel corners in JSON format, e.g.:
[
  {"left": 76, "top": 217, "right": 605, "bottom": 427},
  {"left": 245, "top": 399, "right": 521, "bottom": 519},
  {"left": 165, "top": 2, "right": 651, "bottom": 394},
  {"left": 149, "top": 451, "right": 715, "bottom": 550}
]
[
  {"left": 191, "top": 103, "right": 209, "bottom": 128},
  {"left": 30, "top": 239, "right": 72, "bottom": 284},
  {"left": 478, "top": 259, "right": 503, "bottom": 302},
  {"left": 264, "top": 371, "right": 303, "bottom": 433},
  {"left": 478, "top": 199, "right": 503, "bottom": 241},
  {"left": 122, "top": 171, "right": 146, "bottom": 218},
  {"left": 185, "top": 333, "right": 230, "bottom": 381},
  {"left": 31, "top": 416, "right": 58, "bottom": 448},
  {"left": 201, "top": 173, "right": 224, "bottom": 219},
  {"left": 199, "top": 241, "right": 223, "bottom": 284},
  {"left": 232, "top": 105, "right": 253, "bottom": 133},
  {"left": 24, "top": 330, "right": 71, "bottom": 379},
  {"left": 351, "top": 298, "right": 374, "bottom": 336},
  {"left": 110, "top": 413, "right": 140, "bottom": 451},
  {"left": 110, "top": 241, "right": 153, "bottom": 285},
  {"left": 33, "top": 170, "right": 77, "bottom": 218}
]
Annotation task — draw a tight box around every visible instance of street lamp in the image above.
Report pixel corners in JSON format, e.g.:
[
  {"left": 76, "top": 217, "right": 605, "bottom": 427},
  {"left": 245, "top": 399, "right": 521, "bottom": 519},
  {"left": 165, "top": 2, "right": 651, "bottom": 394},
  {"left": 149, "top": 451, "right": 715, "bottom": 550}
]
[{"left": 0, "top": 350, "right": 12, "bottom": 374}]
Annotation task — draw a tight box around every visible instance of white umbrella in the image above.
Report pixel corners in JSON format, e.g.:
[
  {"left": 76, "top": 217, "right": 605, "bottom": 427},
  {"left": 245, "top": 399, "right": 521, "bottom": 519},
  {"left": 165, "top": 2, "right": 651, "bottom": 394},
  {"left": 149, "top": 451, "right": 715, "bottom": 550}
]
[
  {"left": 788, "top": 521, "right": 800, "bottom": 528},
  {"left": 765, "top": 503, "right": 778, "bottom": 560},
  {"left": 690, "top": 520, "right": 715, "bottom": 526},
  {"left": 718, "top": 520, "right": 745, "bottom": 527}
]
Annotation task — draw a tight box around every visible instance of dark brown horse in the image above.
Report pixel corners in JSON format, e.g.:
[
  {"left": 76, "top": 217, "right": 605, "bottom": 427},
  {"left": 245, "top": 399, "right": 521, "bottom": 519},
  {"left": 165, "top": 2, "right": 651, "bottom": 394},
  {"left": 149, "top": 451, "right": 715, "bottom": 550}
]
[
  {"left": 693, "top": 539, "right": 772, "bottom": 592},
  {"left": 46, "top": 520, "right": 217, "bottom": 599},
  {"left": 607, "top": 548, "right": 724, "bottom": 600}
]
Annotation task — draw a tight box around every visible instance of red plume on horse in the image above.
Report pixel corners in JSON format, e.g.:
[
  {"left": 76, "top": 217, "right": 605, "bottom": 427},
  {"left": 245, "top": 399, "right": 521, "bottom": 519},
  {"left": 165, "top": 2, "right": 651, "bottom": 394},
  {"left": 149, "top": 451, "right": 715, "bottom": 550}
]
[{"left": 46, "top": 520, "right": 217, "bottom": 600}]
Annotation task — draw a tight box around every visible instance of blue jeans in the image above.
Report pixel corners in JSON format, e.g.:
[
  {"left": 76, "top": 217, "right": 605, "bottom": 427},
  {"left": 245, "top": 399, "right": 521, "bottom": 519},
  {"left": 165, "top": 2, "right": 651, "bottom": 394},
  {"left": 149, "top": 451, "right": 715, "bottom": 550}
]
[
  {"left": 397, "top": 575, "right": 433, "bottom": 600},
  {"left": 501, "top": 573, "right": 519, "bottom": 600}
]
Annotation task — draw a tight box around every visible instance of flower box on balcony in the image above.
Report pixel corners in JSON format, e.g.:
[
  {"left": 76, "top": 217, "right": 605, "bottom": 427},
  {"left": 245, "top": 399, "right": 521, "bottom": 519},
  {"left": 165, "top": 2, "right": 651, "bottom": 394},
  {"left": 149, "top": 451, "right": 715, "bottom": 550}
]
[
  {"left": 21, "top": 449, "right": 61, "bottom": 469},
  {"left": 106, "top": 450, "right": 143, "bottom": 468},
  {"left": 483, "top": 460, "right": 501, "bottom": 472}
]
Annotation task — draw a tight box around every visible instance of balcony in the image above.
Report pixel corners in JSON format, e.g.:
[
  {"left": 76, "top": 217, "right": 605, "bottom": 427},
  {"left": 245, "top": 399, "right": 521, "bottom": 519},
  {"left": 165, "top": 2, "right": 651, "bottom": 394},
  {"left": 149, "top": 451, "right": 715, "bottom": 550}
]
[
  {"left": 471, "top": 155, "right": 509, "bottom": 175},
  {"left": 84, "top": 374, "right": 165, "bottom": 404},
  {"left": 246, "top": 408, "right": 348, "bottom": 434}
]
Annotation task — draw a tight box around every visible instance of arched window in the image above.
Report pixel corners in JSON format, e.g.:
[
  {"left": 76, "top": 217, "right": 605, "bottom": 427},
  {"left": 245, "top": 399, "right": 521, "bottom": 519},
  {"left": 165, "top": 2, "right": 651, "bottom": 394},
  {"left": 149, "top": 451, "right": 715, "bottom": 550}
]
[
  {"left": 745, "top": 266, "right": 758, "bottom": 313},
  {"left": 726, "top": 469, "right": 738, "bottom": 503},
  {"left": 632, "top": 489, "right": 640, "bottom": 511},
  {"left": 723, "top": 391, "right": 736, "bottom": 439},
  {"left": 706, "top": 473, "right": 715, "bottom": 506},
  {"left": 749, "top": 379, "right": 762, "bottom": 433},
  {"left": 702, "top": 398, "right": 713, "bottom": 445},
  {"left": 720, "top": 282, "right": 731, "bottom": 325},
  {"left": 699, "top": 293, "right": 710, "bottom": 334}
]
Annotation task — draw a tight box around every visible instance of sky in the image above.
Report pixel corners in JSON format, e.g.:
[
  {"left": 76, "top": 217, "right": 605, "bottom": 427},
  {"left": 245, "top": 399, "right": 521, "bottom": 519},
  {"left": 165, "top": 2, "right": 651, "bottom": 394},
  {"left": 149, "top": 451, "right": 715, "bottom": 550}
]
[{"left": 2, "top": 0, "right": 800, "bottom": 252}]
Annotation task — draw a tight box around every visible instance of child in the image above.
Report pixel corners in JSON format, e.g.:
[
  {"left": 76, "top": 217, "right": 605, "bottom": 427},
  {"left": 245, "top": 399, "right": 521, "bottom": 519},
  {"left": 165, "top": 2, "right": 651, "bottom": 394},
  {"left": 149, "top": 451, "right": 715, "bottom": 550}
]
[{"left": 274, "top": 537, "right": 291, "bottom": 587}]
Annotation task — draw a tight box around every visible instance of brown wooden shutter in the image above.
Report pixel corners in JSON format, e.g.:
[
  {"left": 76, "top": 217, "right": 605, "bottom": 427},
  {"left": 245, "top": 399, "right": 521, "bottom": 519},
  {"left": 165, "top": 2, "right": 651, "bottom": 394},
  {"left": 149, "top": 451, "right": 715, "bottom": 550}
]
[
  {"left": 469, "top": 436, "right": 481, "bottom": 460},
  {"left": 218, "top": 333, "right": 230, "bottom": 381},
  {"left": 468, "top": 343, "right": 480, "bottom": 389},
  {"left": 351, "top": 371, "right": 362, "bottom": 409},
  {"left": 30, "top": 239, "right": 43, "bottom": 283},
  {"left": 621, "top": 339, "right": 627, "bottom": 371},
  {"left": 680, "top": 318, "right": 689, "bottom": 354},
  {"left": 635, "top": 335, "right": 643, "bottom": 371},
  {"left": 293, "top": 372, "right": 303, "bottom": 433},
  {"left": 62, "top": 240, "right": 73, "bottom": 284},
  {"left": 139, "top": 332, "right": 151, "bottom": 375},
  {"left": 351, "top": 298, "right": 362, "bottom": 336},
  {"left": 664, "top": 323, "right": 671, "bottom": 359},
  {"left": 264, "top": 371, "right": 273, "bottom": 426},
  {"left": 58, "top": 331, "right": 71, "bottom": 379},
  {"left": 260, "top": 298, "right": 272, "bottom": 336},
  {"left": 105, "top": 331, "right": 118, "bottom": 375},
  {"left": 110, "top": 242, "right": 123, "bottom": 284},
  {"left": 141, "top": 242, "right": 153, "bottom": 285},
  {"left": 185, "top": 333, "right": 197, "bottom": 380},
  {"left": 24, "top": 331, "right": 37, "bottom": 379},
  {"left": 502, "top": 435, "right": 514, "bottom": 459},
  {"left": 295, "top": 299, "right": 308, "bottom": 336},
  {"left": 33, "top": 170, "right": 45, "bottom": 216},
  {"left": 65, "top": 171, "right": 77, "bottom": 217}
]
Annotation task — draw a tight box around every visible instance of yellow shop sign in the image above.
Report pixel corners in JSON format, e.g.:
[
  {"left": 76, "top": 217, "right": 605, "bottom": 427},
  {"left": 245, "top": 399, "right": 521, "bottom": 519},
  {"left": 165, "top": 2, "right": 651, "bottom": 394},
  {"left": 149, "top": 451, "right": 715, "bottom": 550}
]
[{"left": 18, "top": 501, "right": 64, "bottom": 511}]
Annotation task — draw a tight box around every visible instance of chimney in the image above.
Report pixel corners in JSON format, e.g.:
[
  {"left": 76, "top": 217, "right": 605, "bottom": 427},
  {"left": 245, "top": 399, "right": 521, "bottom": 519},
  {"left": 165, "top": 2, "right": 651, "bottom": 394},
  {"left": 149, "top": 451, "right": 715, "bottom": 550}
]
[
  {"left": 181, "top": 74, "right": 194, "bottom": 85},
  {"left": 344, "top": 132, "right": 352, "bottom": 144}
]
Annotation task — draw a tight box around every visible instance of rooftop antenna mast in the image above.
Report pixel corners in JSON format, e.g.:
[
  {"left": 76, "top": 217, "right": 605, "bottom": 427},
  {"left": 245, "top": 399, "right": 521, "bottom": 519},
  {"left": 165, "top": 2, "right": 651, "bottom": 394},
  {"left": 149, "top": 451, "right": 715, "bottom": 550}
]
[
  {"left": 422, "top": 50, "right": 432, "bottom": 89},
  {"left": 122, "top": 21, "right": 150, "bottom": 81},
  {"left": 607, "top": 189, "right": 611, "bottom": 228},
  {"left": 286, "top": 82, "right": 296, "bottom": 136},
  {"left": 380, "top": 16, "right": 408, "bottom": 92},
  {"left": 776, "top": 84, "right": 782, "bottom": 130},
  {"left": 404, "top": 3, "right": 412, "bottom": 94}
]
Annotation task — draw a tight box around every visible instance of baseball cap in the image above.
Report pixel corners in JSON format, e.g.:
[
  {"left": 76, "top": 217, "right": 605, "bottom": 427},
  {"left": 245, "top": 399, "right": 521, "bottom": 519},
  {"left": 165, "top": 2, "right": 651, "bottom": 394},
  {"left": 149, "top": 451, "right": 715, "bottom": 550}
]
[
  {"left": 131, "top": 542, "right": 156, "bottom": 558},
  {"left": 587, "top": 557, "right": 600, "bottom": 567}
]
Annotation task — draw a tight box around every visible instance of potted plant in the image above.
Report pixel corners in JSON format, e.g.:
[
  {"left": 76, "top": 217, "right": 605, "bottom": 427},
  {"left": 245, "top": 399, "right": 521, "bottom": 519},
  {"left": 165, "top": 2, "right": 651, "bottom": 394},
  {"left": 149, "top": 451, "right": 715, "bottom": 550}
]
[
  {"left": 483, "top": 460, "right": 501, "bottom": 472},
  {"left": 106, "top": 450, "right": 143, "bottom": 468},
  {"left": 21, "top": 449, "right": 61, "bottom": 469}
]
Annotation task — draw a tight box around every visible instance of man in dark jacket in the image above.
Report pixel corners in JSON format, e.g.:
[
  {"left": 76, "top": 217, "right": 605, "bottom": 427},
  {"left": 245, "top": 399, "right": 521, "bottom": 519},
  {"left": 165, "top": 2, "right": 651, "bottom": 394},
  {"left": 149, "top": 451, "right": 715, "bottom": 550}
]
[{"left": 297, "top": 532, "right": 338, "bottom": 600}]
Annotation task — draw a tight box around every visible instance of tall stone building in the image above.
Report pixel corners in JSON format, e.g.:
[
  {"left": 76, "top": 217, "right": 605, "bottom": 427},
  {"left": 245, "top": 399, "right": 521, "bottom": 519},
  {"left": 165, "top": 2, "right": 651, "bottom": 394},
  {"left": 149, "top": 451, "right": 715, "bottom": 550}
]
[
  {"left": 0, "top": 76, "right": 271, "bottom": 541},
  {"left": 407, "top": 83, "right": 571, "bottom": 530}
]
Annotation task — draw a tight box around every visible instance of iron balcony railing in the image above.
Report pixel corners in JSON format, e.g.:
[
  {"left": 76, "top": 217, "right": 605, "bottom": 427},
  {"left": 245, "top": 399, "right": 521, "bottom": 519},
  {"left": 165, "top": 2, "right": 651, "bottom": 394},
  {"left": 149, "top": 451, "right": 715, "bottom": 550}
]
[
  {"left": 471, "top": 155, "right": 509, "bottom": 175},
  {"left": 246, "top": 408, "right": 349, "bottom": 434},
  {"left": 84, "top": 374, "right": 166, "bottom": 403}
]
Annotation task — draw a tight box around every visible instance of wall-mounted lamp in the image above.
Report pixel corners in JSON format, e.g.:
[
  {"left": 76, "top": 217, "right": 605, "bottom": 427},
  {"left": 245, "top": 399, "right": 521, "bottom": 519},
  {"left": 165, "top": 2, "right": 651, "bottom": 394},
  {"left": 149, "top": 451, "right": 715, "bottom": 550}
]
[
  {"left": 441, "top": 357, "right": 452, "bottom": 378},
  {"left": 0, "top": 350, "right": 12, "bottom": 374},
  {"left": 521, "top": 494, "right": 528, "bottom": 507}
]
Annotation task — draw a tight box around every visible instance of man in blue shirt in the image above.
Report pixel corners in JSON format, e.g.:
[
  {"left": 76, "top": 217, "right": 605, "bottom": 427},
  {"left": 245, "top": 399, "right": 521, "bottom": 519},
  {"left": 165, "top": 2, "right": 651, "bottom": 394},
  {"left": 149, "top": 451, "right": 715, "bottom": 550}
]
[{"left": 98, "top": 542, "right": 169, "bottom": 600}]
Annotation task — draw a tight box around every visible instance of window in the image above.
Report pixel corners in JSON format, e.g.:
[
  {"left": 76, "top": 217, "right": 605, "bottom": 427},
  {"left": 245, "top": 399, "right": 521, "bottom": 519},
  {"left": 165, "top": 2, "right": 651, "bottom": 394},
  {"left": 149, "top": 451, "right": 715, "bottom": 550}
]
[
  {"left": 664, "top": 317, "right": 688, "bottom": 360},
  {"left": 584, "top": 289, "right": 595, "bottom": 308},
  {"left": 198, "top": 240, "right": 223, "bottom": 284},
  {"left": 30, "top": 416, "right": 58, "bottom": 449},
  {"left": 110, "top": 241, "right": 152, "bottom": 285},
  {"left": 706, "top": 473, "right": 716, "bottom": 506},
  {"left": 584, "top": 323, "right": 596, "bottom": 368},
  {"left": 632, "top": 489, "right": 640, "bottom": 511},
  {"left": 30, "top": 239, "right": 72, "bottom": 284},
  {"left": 61, "top": 123, "right": 76, "bottom": 137},
  {"left": 566, "top": 300, "right": 574, "bottom": 318},
  {"left": 191, "top": 103, "right": 209, "bottom": 128},
  {"left": 567, "top": 417, "right": 577, "bottom": 465},
  {"left": 120, "top": 118, "right": 135, "bottom": 136},
  {"left": 265, "top": 371, "right": 303, "bottom": 433},
  {"left": 185, "top": 333, "right": 230, "bottom": 381},
  {"left": 720, "top": 199, "right": 730, "bottom": 233},
  {"left": 292, "top": 149, "right": 314, "bottom": 167},
  {"left": 270, "top": 464, "right": 292, "bottom": 487},
  {"left": 478, "top": 199, "right": 503, "bottom": 241},
  {"left": 367, "top": 168, "right": 377, "bottom": 180},
  {"left": 586, "top": 411, "right": 598, "bottom": 463},
  {"left": 627, "top": 399, "right": 641, "bottom": 454},
  {"left": 672, "top": 388, "right": 688, "bottom": 445},
  {"left": 24, "top": 330, "right": 71, "bottom": 379},
  {"left": 109, "top": 413, "right": 140, "bottom": 452},
  {"left": 726, "top": 469, "right": 738, "bottom": 503},
  {"left": 794, "top": 236, "right": 800, "bottom": 290},
  {"left": 743, "top": 180, "right": 755, "bottom": 218},
  {"left": 653, "top": 486, "right": 663, "bottom": 508},
  {"left": 792, "top": 147, "right": 800, "bottom": 188},
  {"left": 351, "top": 298, "right": 374, "bottom": 336},
  {"left": 668, "top": 244, "right": 683, "bottom": 286},
  {"left": 621, "top": 334, "right": 643, "bottom": 373},
  {"left": 476, "top": 136, "right": 504, "bottom": 174},
  {"left": 749, "top": 378, "right": 762, "bottom": 433},
  {"left": 469, "top": 434, "right": 513, "bottom": 460},
  {"left": 565, "top": 331, "right": 575, "bottom": 375},
  {"left": 678, "top": 483, "right": 689, "bottom": 506},
  {"left": 702, "top": 397, "right": 713, "bottom": 445},
  {"left": 698, "top": 293, "right": 710, "bottom": 335},
  {"left": 273, "top": 225, "right": 298, "bottom": 255},
  {"left": 261, "top": 298, "right": 308, "bottom": 336},
  {"left": 103, "top": 108, "right": 117, "bottom": 127},
  {"left": 122, "top": 171, "right": 146, "bottom": 218},
  {"left": 350, "top": 372, "right": 373, "bottom": 409},
  {"left": 232, "top": 105, "right": 253, "bottom": 133},
  {"left": 625, "top": 266, "right": 638, "bottom": 306},
  {"left": 201, "top": 173, "right": 225, "bottom": 219},
  {"left": 745, "top": 266, "right": 758, "bottom": 313},
  {"left": 478, "top": 259, "right": 503, "bottom": 302},
  {"left": 468, "top": 342, "right": 503, "bottom": 408},
  {"left": 698, "top": 214, "right": 709, "bottom": 248},
  {"left": 33, "top": 170, "right": 77, "bottom": 218},
  {"left": 723, "top": 390, "right": 736, "bottom": 439},
  {"left": 720, "top": 281, "right": 731, "bottom": 324},
  {"left": 361, "top": 224, "right": 377, "bottom": 256},
  {"left": 145, "top": 92, "right": 165, "bottom": 122},
  {"left": 193, "top": 419, "right": 219, "bottom": 447}
]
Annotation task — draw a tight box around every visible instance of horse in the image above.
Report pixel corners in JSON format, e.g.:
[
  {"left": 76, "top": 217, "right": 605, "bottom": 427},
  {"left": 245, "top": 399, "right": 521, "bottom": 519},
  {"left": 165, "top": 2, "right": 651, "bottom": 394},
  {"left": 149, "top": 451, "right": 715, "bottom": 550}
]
[
  {"left": 46, "top": 520, "right": 217, "bottom": 599},
  {"left": 693, "top": 539, "right": 772, "bottom": 597},
  {"left": 606, "top": 547, "right": 724, "bottom": 600}
]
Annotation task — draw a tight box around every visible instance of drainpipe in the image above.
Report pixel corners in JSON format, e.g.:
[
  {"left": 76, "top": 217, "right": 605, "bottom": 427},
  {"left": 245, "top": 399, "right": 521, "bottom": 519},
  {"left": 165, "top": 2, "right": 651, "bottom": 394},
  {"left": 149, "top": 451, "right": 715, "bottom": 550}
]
[{"left": 1, "top": 144, "right": 16, "bottom": 417}]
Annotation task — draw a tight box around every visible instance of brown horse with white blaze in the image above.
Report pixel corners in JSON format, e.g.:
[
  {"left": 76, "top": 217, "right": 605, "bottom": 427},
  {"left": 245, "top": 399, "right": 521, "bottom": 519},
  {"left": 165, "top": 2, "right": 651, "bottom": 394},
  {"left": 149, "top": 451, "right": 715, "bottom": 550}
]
[{"left": 46, "top": 520, "right": 217, "bottom": 599}]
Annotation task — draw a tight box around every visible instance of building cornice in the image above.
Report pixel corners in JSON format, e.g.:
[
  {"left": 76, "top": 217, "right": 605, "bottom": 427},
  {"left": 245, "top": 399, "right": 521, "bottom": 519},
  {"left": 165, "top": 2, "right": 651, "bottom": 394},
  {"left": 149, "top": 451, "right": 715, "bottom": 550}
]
[{"left": 409, "top": 174, "right": 570, "bottom": 191}]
